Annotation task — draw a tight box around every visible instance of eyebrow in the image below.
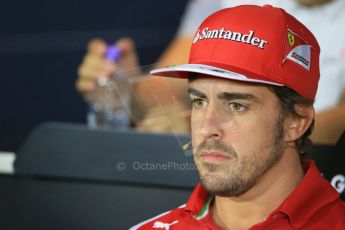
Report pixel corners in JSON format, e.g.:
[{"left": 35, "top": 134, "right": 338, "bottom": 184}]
[
  {"left": 218, "top": 92, "right": 259, "bottom": 102},
  {"left": 188, "top": 87, "right": 259, "bottom": 102},
  {"left": 188, "top": 87, "right": 206, "bottom": 99}
]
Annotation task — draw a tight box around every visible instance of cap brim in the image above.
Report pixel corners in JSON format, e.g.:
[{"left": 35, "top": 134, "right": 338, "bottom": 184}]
[{"left": 150, "top": 64, "right": 283, "bottom": 86}]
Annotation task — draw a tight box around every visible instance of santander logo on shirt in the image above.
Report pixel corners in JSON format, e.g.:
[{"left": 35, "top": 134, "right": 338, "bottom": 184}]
[{"left": 192, "top": 27, "right": 269, "bottom": 49}]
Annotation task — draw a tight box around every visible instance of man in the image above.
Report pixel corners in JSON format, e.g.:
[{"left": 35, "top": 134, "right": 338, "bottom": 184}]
[{"left": 130, "top": 5, "right": 345, "bottom": 230}]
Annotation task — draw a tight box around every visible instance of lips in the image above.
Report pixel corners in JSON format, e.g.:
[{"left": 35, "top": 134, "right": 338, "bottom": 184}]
[{"left": 200, "top": 151, "right": 231, "bottom": 162}]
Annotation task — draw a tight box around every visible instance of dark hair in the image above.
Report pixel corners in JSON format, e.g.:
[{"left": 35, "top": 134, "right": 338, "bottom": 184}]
[{"left": 269, "top": 86, "right": 314, "bottom": 154}]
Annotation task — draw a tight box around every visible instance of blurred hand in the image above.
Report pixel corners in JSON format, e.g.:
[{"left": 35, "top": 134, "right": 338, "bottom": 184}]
[
  {"left": 76, "top": 36, "right": 191, "bottom": 134},
  {"left": 76, "top": 37, "right": 139, "bottom": 100},
  {"left": 136, "top": 104, "right": 191, "bottom": 134}
]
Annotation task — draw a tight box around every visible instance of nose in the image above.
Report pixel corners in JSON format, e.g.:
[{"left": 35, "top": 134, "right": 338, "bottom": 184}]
[{"left": 196, "top": 107, "right": 225, "bottom": 140}]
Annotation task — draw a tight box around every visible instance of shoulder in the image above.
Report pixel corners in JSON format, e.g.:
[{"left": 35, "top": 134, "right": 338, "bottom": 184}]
[
  {"left": 177, "top": 0, "right": 222, "bottom": 37},
  {"left": 311, "top": 199, "right": 345, "bottom": 228},
  {"left": 326, "top": 198, "right": 345, "bottom": 215},
  {"left": 327, "top": 199, "right": 345, "bottom": 219},
  {"left": 129, "top": 204, "right": 187, "bottom": 230}
]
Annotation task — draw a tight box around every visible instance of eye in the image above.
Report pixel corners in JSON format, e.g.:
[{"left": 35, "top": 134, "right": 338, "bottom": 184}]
[
  {"left": 228, "top": 102, "right": 247, "bottom": 112},
  {"left": 191, "top": 98, "right": 207, "bottom": 109}
]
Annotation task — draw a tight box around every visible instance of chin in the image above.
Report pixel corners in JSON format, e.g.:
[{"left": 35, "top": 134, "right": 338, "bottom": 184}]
[{"left": 199, "top": 172, "right": 255, "bottom": 197}]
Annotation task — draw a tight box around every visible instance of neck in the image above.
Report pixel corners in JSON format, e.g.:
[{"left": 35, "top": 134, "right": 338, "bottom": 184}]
[{"left": 212, "top": 149, "right": 304, "bottom": 230}]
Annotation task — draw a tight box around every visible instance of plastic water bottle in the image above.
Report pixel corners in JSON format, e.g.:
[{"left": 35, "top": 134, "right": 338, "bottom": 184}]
[{"left": 87, "top": 45, "right": 131, "bottom": 128}]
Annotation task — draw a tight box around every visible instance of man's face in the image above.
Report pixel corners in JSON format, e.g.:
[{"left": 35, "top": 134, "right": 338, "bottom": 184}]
[{"left": 189, "top": 77, "right": 287, "bottom": 197}]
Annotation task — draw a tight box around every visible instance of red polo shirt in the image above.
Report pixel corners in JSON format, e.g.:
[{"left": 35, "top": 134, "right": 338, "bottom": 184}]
[{"left": 130, "top": 160, "right": 345, "bottom": 229}]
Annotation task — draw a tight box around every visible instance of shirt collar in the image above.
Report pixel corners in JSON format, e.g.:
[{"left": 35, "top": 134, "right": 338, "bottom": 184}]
[
  {"left": 183, "top": 160, "right": 340, "bottom": 228},
  {"left": 184, "top": 183, "right": 212, "bottom": 219},
  {"left": 280, "top": 160, "right": 340, "bottom": 228}
]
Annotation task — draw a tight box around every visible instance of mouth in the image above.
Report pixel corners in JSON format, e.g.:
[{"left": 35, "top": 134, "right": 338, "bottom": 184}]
[{"left": 200, "top": 151, "right": 231, "bottom": 163}]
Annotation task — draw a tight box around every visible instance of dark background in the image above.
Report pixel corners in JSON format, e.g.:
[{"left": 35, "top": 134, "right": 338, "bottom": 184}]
[{"left": 0, "top": 0, "right": 187, "bottom": 152}]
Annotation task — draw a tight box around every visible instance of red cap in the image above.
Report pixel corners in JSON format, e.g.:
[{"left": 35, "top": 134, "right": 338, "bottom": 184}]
[{"left": 151, "top": 5, "right": 320, "bottom": 100}]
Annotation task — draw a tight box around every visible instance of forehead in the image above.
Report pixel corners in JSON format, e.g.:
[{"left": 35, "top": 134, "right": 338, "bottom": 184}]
[{"left": 188, "top": 76, "right": 277, "bottom": 99}]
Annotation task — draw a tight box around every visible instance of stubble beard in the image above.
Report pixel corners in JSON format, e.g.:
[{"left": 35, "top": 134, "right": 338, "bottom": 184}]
[{"left": 193, "top": 113, "right": 286, "bottom": 197}]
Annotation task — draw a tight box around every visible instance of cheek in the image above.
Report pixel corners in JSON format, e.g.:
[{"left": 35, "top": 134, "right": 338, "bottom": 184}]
[
  {"left": 190, "top": 112, "right": 201, "bottom": 129},
  {"left": 230, "top": 117, "right": 277, "bottom": 154},
  {"left": 191, "top": 113, "right": 203, "bottom": 145}
]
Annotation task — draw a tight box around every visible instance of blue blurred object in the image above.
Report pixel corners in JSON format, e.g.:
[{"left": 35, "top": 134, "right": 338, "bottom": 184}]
[{"left": 104, "top": 45, "right": 122, "bottom": 62}]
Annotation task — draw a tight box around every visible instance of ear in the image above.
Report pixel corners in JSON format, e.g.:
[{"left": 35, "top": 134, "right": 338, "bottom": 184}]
[{"left": 285, "top": 104, "right": 314, "bottom": 143}]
